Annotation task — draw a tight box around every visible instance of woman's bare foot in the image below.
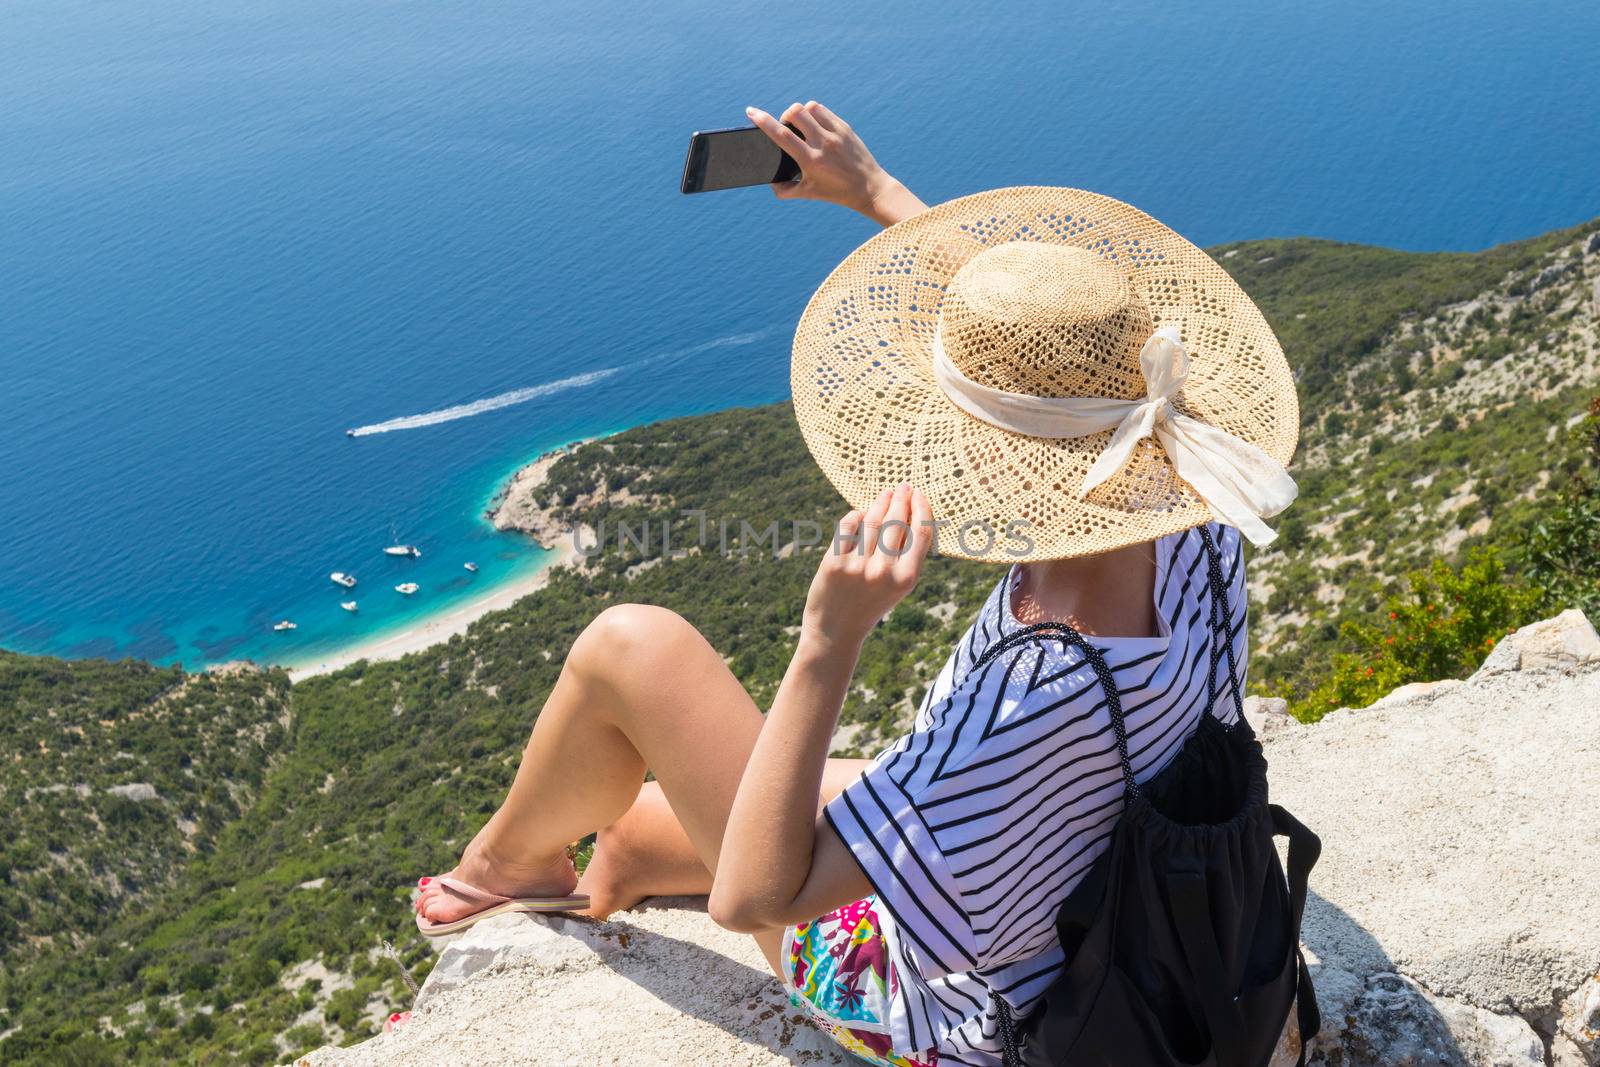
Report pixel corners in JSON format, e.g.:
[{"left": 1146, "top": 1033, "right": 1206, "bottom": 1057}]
[
  {"left": 573, "top": 828, "right": 649, "bottom": 920},
  {"left": 574, "top": 783, "right": 712, "bottom": 920},
  {"left": 415, "top": 830, "right": 579, "bottom": 926}
]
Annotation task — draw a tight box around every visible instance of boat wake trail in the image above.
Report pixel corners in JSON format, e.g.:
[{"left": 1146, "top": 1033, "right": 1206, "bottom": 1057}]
[
  {"left": 630, "top": 328, "right": 777, "bottom": 370},
  {"left": 346, "top": 367, "right": 622, "bottom": 437},
  {"left": 679, "top": 330, "right": 771, "bottom": 354},
  {"left": 345, "top": 329, "right": 774, "bottom": 437}
]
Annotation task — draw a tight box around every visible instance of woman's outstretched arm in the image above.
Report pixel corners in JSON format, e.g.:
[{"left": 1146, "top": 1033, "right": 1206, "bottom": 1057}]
[
  {"left": 709, "top": 485, "right": 934, "bottom": 932},
  {"left": 747, "top": 101, "right": 929, "bottom": 227}
]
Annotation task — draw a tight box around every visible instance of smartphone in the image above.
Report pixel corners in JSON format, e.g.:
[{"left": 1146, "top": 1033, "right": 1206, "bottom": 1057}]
[{"left": 680, "top": 125, "right": 802, "bottom": 194}]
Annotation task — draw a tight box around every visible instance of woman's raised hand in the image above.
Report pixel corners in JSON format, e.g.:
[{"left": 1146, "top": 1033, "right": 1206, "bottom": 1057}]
[
  {"left": 746, "top": 102, "right": 929, "bottom": 227},
  {"left": 802, "top": 484, "right": 934, "bottom": 653}
]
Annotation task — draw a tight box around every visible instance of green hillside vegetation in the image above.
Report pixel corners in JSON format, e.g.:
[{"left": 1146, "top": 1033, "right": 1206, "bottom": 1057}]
[
  {"left": 0, "top": 656, "right": 290, "bottom": 975},
  {"left": 1214, "top": 228, "right": 1579, "bottom": 425},
  {"left": 1523, "top": 395, "right": 1600, "bottom": 620},
  {"left": 1, "top": 220, "right": 1596, "bottom": 1065},
  {"left": 1215, "top": 226, "right": 1600, "bottom": 693}
]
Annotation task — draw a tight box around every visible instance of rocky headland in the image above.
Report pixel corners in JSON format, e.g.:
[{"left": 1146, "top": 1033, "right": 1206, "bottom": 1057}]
[
  {"left": 487, "top": 437, "right": 624, "bottom": 558},
  {"left": 487, "top": 443, "right": 585, "bottom": 547}
]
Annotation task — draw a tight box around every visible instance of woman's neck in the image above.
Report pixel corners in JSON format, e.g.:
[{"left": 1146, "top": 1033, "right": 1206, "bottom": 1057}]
[{"left": 1010, "top": 542, "right": 1161, "bottom": 638}]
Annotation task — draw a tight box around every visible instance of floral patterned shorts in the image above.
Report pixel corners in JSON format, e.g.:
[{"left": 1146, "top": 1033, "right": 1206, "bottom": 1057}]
[{"left": 784, "top": 897, "right": 937, "bottom": 1067}]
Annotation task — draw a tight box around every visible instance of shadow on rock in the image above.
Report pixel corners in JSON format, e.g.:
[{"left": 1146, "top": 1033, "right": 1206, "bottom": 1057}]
[
  {"left": 594, "top": 916, "right": 840, "bottom": 1064},
  {"left": 1300, "top": 890, "right": 1546, "bottom": 1066}
]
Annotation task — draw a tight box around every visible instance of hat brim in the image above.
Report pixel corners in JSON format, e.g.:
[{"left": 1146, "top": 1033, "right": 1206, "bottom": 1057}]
[{"left": 790, "top": 186, "right": 1299, "bottom": 562}]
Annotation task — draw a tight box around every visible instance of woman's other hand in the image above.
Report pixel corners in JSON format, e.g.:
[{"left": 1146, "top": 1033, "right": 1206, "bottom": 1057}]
[
  {"left": 746, "top": 101, "right": 929, "bottom": 227},
  {"left": 803, "top": 484, "right": 934, "bottom": 653}
]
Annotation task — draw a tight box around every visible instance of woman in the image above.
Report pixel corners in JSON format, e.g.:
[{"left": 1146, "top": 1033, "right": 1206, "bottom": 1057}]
[{"left": 416, "top": 102, "right": 1299, "bottom": 1066}]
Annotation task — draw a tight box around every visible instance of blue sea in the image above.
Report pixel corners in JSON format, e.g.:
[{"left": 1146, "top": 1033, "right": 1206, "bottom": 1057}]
[{"left": 2, "top": 0, "right": 1597, "bottom": 670}]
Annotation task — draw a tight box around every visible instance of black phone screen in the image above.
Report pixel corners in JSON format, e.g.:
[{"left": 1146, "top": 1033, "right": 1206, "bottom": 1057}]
[{"left": 680, "top": 126, "right": 801, "bottom": 194}]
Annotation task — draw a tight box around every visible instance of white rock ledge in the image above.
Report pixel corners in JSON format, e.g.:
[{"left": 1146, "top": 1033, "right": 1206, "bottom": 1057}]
[
  {"left": 294, "top": 614, "right": 1600, "bottom": 1066},
  {"left": 297, "top": 899, "right": 849, "bottom": 1067}
]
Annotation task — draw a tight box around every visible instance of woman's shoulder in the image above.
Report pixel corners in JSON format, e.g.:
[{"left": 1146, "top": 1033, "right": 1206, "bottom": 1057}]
[
  {"left": 1156, "top": 522, "right": 1245, "bottom": 595},
  {"left": 1158, "top": 519, "right": 1241, "bottom": 557}
]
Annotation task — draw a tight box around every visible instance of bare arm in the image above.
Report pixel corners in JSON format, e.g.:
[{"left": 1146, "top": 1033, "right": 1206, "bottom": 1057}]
[
  {"left": 708, "top": 485, "right": 935, "bottom": 932},
  {"left": 746, "top": 101, "right": 930, "bottom": 228}
]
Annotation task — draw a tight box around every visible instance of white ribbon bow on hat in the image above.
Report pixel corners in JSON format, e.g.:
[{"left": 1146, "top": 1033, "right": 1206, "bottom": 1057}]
[{"left": 932, "top": 325, "right": 1298, "bottom": 546}]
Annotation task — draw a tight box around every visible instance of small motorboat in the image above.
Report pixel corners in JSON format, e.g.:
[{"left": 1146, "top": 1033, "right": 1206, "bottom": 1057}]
[
  {"left": 273, "top": 620, "right": 297, "bottom": 632},
  {"left": 463, "top": 561, "right": 478, "bottom": 573},
  {"left": 330, "top": 571, "right": 357, "bottom": 588},
  {"left": 395, "top": 582, "right": 419, "bottom": 596},
  {"left": 383, "top": 545, "right": 422, "bottom": 558},
  {"left": 345, "top": 429, "right": 356, "bottom": 438},
  {"left": 340, "top": 600, "right": 359, "bottom": 612}
]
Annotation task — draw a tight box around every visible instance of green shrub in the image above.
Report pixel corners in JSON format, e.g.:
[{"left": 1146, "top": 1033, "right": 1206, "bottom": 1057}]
[
  {"left": 888, "top": 604, "right": 930, "bottom": 632},
  {"left": 283, "top": 1022, "right": 326, "bottom": 1052},
  {"left": 324, "top": 986, "right": 368, "bottom": 1031},
  {"left": 178, "top": 961, "right": 217, "bottom": 994},
  {"left": 1521, "top": 397, "right": 1600, "bottom": 618},
  {"left": 1290, "top": 548, "right": 1542, "bottom": 721}
]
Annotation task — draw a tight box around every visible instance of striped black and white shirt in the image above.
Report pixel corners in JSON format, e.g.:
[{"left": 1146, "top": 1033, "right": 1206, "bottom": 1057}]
[{"left": 824, "top": 522, "right": 1247, "bottom": 1065}]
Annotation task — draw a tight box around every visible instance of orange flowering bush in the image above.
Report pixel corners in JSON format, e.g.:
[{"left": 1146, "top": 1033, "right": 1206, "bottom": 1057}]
[{"left": 1292, "top": 548, "right": 1542, "bottom": 722}]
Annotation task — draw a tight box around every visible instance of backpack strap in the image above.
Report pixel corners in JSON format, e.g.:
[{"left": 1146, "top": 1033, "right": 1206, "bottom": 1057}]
[
  {"left": 993, "top": 987, "right": 1022, "bottom": 1067},
  {"left": 976, "top": 624, "right": 1140, "bottom": 1066},
  {"left": 1201, "top": 526, "right": 1326, "bottom": 1063},
  {"left": 1272, "top": 804, "right": 1324, "bottom": 1065},
  {"left": 1195, "top": 524, "right": 1245, "bottom": 727}
]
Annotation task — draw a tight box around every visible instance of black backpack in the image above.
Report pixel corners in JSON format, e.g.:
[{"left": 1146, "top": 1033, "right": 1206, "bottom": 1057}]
[{"left": 977, "top": 526, "right": 1321, "bottom": 1067}]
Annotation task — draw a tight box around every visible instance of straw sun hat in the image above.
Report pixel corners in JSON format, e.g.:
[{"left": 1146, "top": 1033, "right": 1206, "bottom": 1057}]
[{"left": 790, "top": 186, "right": 1300, "bottom": 562}]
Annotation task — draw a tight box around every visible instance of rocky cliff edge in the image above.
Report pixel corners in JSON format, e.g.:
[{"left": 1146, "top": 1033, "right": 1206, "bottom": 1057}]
[{"left": 295, "top": 611, "right": 1600, "bottom": 1067}]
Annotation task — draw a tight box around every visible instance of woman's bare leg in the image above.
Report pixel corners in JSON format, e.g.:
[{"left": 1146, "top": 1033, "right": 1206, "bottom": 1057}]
[
  {"left": 578, "top": 758, "right": 873, "bottom": 919},
  {"left": 417, "top": 603, "right": 866, "bottom": 972}
]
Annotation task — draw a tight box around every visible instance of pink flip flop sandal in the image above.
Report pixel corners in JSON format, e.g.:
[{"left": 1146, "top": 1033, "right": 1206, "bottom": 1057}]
[{"left": 415, "top": 875, "right": 589, "bottom": 937}]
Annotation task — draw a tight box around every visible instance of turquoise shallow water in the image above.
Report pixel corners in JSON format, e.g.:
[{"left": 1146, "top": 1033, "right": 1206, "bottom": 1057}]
[{"left": 2, "top": 0, "right": 1597, "bottom": 669}]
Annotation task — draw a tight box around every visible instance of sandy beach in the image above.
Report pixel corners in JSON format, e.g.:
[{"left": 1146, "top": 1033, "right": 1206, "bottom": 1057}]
[{"left": 286, "top": 536, "right": 578, "bottom": 681}]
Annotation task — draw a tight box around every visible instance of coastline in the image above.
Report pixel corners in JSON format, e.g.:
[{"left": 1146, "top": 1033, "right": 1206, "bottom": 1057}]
[
  {"left": 285, "top": 537, "right": 579, "bottom": 681},
  {"left": 286, "top": 440, "right": 589, "bottom": 682}
]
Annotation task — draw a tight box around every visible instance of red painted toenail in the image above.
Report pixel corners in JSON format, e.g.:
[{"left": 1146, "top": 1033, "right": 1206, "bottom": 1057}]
[{"left": 418, "top": 876, "right": 431, "bottom": 887}]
